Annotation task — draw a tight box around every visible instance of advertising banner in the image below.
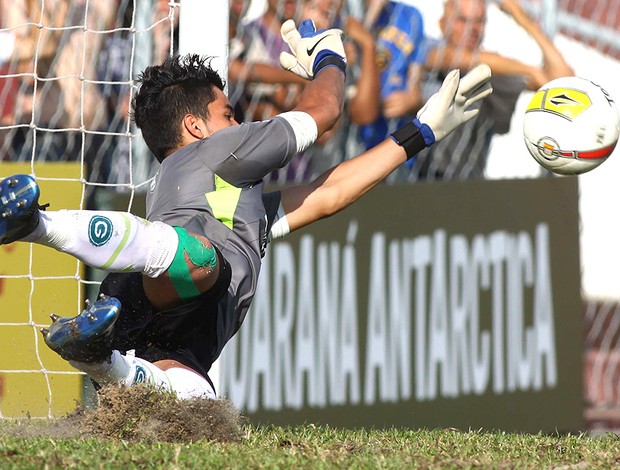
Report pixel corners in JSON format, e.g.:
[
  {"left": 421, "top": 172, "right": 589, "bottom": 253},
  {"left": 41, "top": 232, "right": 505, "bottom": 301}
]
[{"left": 221, "top": 177, "right": 584, "bottom": 432}]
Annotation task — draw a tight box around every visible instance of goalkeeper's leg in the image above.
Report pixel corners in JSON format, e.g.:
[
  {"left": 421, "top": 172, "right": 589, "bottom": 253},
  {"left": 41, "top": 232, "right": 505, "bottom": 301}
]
[
  {"left": 0, "top": 174, "right": 219, "bottom": 310},
  {"left": 0, "top": 174, "right": 178, "bottom": 277},
  {"left": 41, "top": 295, "right": 215, "bottom": 399},
  {"left": 74, "top": 351, "right": 216, "bottom": 400}
]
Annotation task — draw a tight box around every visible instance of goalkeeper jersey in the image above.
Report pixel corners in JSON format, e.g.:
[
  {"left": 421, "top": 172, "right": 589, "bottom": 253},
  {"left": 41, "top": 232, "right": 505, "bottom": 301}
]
[{"left": 102, "top": 116, "right": 299, "bottom": 380}]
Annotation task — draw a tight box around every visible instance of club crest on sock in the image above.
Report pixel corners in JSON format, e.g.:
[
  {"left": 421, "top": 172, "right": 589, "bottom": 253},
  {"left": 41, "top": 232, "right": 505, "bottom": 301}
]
[
  {"left": 88, "top": 215, "right": 113, "bottom": 247},
  {"left": 133, "top": 365, "right": 148, "bottom": 384}
]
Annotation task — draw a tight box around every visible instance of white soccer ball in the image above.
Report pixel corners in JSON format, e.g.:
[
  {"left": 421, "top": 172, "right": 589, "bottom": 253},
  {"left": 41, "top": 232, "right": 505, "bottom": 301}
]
[{"left": 523, "top": 76, "right": 620, "bottom": 175}]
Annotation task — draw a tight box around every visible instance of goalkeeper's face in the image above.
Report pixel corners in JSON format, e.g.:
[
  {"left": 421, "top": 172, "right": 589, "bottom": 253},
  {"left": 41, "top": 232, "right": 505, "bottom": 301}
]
[
  {"left": 204, "top": 88, "right": 240, "bottom": 135},
  {"left": 179, "top": 88, "right": 239, "bottom": 152}
]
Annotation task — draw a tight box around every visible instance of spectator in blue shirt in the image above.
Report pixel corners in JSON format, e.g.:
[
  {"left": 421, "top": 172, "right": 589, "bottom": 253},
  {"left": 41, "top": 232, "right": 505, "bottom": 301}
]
[{"left": 360, "top": 0, "right": 429, "bottom": 151}]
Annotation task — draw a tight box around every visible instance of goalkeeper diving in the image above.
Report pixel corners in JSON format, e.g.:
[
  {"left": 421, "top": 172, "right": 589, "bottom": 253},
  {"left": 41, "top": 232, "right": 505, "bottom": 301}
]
[{"left": 0, "top": 19, "right": 492, "bottom": 399}]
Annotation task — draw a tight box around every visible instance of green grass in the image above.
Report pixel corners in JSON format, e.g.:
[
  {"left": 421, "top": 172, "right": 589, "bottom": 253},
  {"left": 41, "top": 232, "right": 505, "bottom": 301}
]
[{"left": 2, "top": 425, "right": 620, "bottom": 469}]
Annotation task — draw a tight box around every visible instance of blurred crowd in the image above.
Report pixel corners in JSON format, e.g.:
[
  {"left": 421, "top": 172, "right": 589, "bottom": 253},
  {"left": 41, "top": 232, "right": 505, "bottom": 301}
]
[
  {"left": 0, "top": 0, "right": 174, "bottom": 203},
  {"left": 0, "top": 0, "right": 572, "bottom": 192}
]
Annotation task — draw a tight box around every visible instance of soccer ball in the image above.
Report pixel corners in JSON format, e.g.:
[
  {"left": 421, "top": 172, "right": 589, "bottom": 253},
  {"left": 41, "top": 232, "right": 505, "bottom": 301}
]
[{"left": 523, "top": 76, "right": 620, "bottom": 175}]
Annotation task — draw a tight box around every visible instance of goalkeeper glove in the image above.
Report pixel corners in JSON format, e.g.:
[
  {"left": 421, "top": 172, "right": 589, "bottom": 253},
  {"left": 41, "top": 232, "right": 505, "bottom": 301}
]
[
  {"left": 391, "top": 64, "right": 493, "bottom": 158},
  {"left": 279, "top": 19, "right": 347, "bottom": 80}
]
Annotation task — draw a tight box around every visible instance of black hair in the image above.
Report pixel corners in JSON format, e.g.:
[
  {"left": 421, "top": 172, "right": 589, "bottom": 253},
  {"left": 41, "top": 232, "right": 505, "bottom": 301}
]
[{"left": 132, "top": 54, "right": 226, "bottom": 162}]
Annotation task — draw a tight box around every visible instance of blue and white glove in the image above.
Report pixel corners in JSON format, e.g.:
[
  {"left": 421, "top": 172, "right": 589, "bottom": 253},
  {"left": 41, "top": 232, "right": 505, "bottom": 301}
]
[
  {"left": 391, "top": 64, "right": 493, "bottom": 158},
  {"left": 418, "top": 64, "right": 493, "bottom": 143},
  {"left": 279, "top": 19, "right": 347, "bottom": 80}
]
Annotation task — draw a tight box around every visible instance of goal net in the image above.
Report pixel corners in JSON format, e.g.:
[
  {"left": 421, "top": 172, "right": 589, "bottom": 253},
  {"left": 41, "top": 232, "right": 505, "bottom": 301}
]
[{"left": 0, "top": 0, "right": 177, "bottom": 418}]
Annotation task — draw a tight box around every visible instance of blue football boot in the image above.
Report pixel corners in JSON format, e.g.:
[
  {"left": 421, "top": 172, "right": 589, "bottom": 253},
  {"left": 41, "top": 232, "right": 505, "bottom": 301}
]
[
  {"left": 41, "top": 294, "right": 121, "bottom": 363},
  {"left": 0, "top": 174, "right": 46, "bottom": 245}
]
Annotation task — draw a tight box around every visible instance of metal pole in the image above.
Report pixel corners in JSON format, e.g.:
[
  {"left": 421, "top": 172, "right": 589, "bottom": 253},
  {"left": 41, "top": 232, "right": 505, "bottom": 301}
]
[
  {"left": 179, "top": 0, "right": 230, "bottom": 395},
  {"left": 132, "top": 0, "right": 156, "bottom": 188},
  {"left": 540, "top": 0, "right": 558, "bottom": 37},
  {"left": 179, "top": 0, "right": 229, "bottom": 93}
]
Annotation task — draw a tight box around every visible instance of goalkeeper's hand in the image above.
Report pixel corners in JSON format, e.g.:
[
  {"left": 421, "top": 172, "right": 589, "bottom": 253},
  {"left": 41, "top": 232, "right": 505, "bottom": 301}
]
[
  {"left": 417, "top": 64, "right": 493, "bottom": 143},
  {"left": 279, "top": 19, "right": 347, "bottom": 80}
]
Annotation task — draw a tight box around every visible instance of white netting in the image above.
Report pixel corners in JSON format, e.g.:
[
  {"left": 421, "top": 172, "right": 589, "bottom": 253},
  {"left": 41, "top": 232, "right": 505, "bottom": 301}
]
[{"left": 0, "top": 0, "right": 177, "bottom": 418}]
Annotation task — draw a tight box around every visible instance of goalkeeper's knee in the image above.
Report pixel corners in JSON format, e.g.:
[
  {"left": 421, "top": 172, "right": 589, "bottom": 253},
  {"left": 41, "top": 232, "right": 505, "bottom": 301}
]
[{"left": 165, "top": 227, "right": 218, "bottom": 302}]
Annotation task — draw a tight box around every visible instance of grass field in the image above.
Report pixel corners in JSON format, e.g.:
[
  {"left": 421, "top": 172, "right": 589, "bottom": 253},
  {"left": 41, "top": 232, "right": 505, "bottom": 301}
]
[
  {"left": 1, "top": 387, "right": 619, "bottom": 468},
  {"left": 2, "top": 424, "right": 620, "bottom": 469}
]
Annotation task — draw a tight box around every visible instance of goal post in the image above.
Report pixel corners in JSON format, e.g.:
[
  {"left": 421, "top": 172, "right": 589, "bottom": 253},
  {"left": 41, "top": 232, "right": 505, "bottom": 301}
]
[
  {"left": 177, "top": 0, "right": 230, "bottom": 396},
  {"left": 179, "top": 0, "right": 229, "bottom": 89}
]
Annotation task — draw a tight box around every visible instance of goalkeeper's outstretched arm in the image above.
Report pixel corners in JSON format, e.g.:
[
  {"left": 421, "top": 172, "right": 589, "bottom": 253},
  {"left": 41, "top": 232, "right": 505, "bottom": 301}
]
[
  {"left": 280, "top": 19, "right": 347, "bottom": 136},
  {"left": 277, "top": 64, "right": 493, "bottom": 234}
]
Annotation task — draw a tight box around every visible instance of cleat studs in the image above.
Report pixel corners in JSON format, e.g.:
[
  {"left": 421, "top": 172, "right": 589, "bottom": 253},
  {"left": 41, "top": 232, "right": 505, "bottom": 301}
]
[
  {"left": 85, "top": 299, "right": 90, "bottom": 306},
  {"left": 16, "top": 199, "right": 27, "bottom": 209},
  {"left": 99, "top": 293, "right": 107, "bottom": 300},
  {"left": 40, "top": 327, "right": 49, "bottom": 337},
  {"left": 86, "top": 313, "right": 97, "bottom": 322},
  {"left": 49, "top": 313, "right": 60, "bottom": 322},
  {"left": 8, "top": 178, "right": 17, "bottom": 187},
  {"left": 1, "top": 209, "right": 11, "bottom": 218}
]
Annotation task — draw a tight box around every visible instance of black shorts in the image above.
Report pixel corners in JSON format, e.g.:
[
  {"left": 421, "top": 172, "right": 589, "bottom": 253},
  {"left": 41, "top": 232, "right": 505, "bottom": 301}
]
[{"left": 99, "top": 248, "right": 233, "bottom": 381}]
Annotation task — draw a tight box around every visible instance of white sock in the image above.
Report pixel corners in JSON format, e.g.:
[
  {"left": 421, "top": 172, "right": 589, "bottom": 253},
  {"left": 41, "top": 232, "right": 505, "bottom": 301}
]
[
  {"left": 69, "top": 351, "right": 216, "bottom": 399},
  {"left": 164, "top": 368, "right": 217, "bottom": 400},
  {"left": 24, "top": 210, "right": 178, "bottom": 277}
]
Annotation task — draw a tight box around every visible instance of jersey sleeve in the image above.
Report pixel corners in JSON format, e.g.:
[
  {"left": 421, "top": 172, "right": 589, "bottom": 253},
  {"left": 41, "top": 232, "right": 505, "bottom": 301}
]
[
  {"left": 195, "top": 117, "right": 300, "bottom": 187},
  {"left": 262, "top": 190, "right": 289, "bottom": 242}
]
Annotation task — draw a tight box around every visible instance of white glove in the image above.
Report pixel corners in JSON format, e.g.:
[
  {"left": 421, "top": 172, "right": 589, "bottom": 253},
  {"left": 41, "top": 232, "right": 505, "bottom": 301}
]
[
  {"left": 417, "top": 64, "right": 493, "bottom": 142},
  {"left": 279, "top": 19, "right": 347, "bottom": 80}
]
